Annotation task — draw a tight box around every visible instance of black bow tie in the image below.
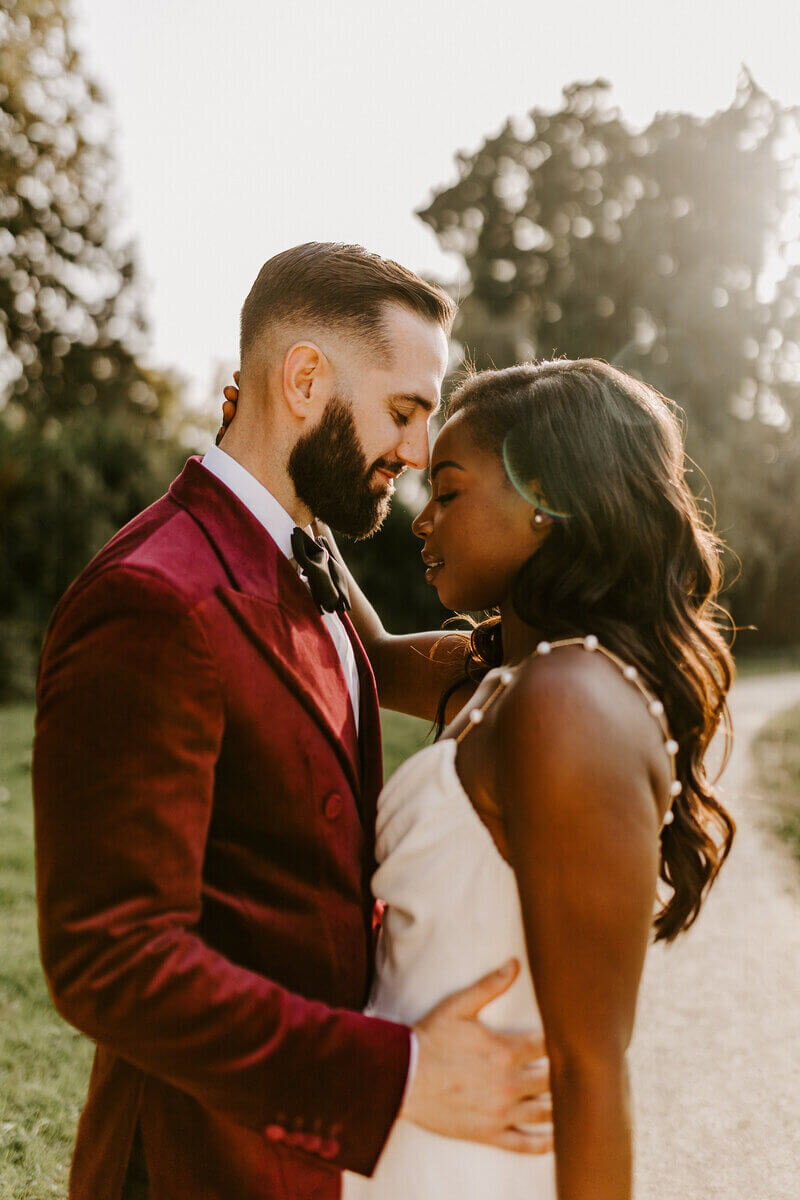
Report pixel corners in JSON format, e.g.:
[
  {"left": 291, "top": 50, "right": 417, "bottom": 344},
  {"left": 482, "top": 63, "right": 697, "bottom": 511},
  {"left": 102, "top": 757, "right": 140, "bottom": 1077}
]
[{"left": 291, "top": 527, "right": 351, "bottom": 616}]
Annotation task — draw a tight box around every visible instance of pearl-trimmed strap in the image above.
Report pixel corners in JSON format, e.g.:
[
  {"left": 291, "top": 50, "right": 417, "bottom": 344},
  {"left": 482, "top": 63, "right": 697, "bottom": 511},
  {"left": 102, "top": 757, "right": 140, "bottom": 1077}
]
[{"left": 453, "top": 635, "right": 679, "bottom": 829}]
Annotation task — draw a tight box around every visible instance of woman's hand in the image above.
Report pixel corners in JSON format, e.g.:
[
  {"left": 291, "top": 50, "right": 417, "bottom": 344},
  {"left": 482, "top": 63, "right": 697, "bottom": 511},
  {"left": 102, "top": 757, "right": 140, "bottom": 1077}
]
[{"left": 215, "top": 371, "right": 240, "bottom": 446}]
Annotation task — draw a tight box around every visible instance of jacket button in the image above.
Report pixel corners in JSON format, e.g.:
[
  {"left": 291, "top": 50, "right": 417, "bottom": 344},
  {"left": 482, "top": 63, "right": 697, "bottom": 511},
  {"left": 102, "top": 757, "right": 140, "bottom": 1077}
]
[
  {"left": 264, "top": 1124, "right": 286, "bottom": 1142},
  {"left": 319, "top": 1137, "right": 340, "bottom": 1159},
  {"left": 304, "top": 1134, "right": 323, "bottom": 1153},
  {"left": 323, "top": 793, "right": 343, "bottom": 820}
]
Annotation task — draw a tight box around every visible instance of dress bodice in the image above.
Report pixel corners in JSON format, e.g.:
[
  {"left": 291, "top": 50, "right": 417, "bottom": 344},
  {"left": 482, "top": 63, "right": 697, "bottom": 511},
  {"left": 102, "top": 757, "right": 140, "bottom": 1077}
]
[
  {"left": 344, "top": 736, "right": 556, "bottom": 1199},
  {"left": 366, "top": 737, "right": 540, "bottom": 1031},
  {"left": 344, "top": 638, "right": 677, "bottom": 1198}
]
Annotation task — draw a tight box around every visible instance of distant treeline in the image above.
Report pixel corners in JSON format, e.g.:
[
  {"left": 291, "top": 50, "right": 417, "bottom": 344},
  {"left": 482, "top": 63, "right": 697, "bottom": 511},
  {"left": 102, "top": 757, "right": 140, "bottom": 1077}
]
[
  {"left": 1, "top": 4, "right": 797, "bottom": 696},
  {"left": 347, "top": 73, "right": 800, "bottom": 652}
]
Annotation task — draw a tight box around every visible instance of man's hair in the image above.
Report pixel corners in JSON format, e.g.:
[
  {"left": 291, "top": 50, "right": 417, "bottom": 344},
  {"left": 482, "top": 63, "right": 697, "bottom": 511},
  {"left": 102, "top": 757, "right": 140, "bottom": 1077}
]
[{"left": 239, "top": 241, "right": 455, "bottom": 365}]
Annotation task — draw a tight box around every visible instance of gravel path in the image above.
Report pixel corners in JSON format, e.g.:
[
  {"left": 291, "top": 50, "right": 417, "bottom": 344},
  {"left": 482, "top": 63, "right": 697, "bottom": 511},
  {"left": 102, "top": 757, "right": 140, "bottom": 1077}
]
[{"left": 630, "top": 672, "right": 800, "bottom": 1200}]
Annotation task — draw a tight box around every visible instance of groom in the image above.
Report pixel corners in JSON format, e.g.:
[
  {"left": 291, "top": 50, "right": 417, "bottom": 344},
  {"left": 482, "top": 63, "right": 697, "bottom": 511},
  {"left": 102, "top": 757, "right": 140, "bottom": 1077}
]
[{"left": 33, "top": 242, "right": 551, "bottom": 1200}]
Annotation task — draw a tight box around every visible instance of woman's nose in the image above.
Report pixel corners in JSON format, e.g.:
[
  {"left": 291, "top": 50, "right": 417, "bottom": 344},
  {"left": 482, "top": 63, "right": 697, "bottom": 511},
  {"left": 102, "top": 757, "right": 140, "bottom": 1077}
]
[{"left": 412, "top": 504, "right": 433, "bottom": 539}]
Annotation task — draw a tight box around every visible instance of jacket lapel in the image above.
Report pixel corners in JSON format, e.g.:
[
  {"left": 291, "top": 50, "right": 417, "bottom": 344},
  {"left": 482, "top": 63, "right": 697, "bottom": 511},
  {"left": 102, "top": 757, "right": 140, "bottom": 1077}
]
[
  {"left": 169, "top": 458, "right": 361, "bottom": 795},
  {"left": 342, "top": 613, "right": 383, "bottom": 834},
  {"left": 218, "top": 589, "right": 361, "bottom": 797}
]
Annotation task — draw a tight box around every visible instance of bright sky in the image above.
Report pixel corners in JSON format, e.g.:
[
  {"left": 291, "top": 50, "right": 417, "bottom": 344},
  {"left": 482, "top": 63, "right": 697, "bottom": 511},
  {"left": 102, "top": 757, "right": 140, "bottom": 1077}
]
[{"left": 73, "top": 0, "right": 800, "bottom": 409}]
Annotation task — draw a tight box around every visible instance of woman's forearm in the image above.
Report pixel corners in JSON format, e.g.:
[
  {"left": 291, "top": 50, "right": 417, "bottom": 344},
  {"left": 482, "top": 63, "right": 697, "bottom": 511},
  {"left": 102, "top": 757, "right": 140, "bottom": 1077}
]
[
  {"left": 315, "top": 521, "right": 473, "bottom": 720},
  {"left": 369, "top": 631, "right": 474, "bottom": 721},
  {"left": 313, "top": 519, "right": 386, "bottom": 657},
  {"left": 550, "top": 1055, "right": 633, "bottom": 1200}
]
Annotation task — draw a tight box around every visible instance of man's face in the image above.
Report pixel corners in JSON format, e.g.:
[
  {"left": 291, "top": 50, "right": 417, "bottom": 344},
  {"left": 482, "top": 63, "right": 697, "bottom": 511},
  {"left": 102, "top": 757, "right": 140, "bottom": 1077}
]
[{"left": 288, "top": 304, "right": 449, "bottom": 538}]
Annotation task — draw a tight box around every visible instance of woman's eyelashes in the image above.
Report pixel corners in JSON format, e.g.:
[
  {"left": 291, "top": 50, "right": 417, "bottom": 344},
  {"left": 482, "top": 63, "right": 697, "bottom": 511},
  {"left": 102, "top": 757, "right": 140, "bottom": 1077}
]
[{"left": 433, "top": 491, "right": 458, "bottom": 506}]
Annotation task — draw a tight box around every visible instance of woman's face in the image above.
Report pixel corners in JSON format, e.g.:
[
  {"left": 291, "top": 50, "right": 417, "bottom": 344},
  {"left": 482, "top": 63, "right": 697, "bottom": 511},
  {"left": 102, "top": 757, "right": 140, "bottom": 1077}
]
[{"left": 411, "top": 411, "right": 546, "bottom": 611}]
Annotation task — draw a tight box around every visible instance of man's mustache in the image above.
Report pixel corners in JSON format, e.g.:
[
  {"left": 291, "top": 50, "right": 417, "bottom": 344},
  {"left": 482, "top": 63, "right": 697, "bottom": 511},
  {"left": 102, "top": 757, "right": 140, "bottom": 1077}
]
[{"left": 371, "top": 461, "right": 406, "bottom": 479}]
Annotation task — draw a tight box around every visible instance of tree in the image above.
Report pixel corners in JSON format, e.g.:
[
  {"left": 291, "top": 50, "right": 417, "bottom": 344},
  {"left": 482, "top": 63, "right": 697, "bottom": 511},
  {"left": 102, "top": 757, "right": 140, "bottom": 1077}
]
[
  {"left": 417, "top": 72, "right": 800, "bottom": 645},
  {"left": 0, "top": 0, "right": 188, "bottom": 694}
]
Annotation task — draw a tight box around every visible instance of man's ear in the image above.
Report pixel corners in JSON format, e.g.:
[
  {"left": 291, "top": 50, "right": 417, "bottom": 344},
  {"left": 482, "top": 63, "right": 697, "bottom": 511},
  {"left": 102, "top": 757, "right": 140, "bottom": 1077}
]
[{"left": 282, "top": 342, "right": 331, "bottom": 420}]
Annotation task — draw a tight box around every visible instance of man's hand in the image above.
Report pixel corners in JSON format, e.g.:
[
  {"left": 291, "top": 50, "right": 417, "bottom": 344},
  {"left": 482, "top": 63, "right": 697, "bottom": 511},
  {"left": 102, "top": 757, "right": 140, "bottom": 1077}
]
[
  {"left": 216, "top": 370, "right": 239, "bottom": 445},
  {"left": 402, "top": 959, "right": 553, "bottom": 1154}
]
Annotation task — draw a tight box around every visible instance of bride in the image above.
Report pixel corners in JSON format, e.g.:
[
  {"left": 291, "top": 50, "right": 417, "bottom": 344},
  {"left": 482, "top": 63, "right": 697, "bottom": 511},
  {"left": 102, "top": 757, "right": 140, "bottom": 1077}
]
[{"left": 222, "top": 357, "right": 735, "bottom": 1199}]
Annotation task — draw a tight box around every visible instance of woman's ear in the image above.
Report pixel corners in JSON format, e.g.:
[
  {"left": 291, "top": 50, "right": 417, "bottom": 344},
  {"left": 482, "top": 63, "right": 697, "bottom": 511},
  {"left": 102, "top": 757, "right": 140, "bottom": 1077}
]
[
  {"left": 524, "top": 479, "right": 551, "bottom": 529},
  {"left": 527, "top": 480, "right": 569, "bottom": 532}
]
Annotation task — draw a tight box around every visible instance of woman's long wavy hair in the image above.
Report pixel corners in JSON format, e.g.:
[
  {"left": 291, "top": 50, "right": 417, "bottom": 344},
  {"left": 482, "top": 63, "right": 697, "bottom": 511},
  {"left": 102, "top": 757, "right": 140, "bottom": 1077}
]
[{"left": 434, "top": 358, "right": 735, "bottom": 943}]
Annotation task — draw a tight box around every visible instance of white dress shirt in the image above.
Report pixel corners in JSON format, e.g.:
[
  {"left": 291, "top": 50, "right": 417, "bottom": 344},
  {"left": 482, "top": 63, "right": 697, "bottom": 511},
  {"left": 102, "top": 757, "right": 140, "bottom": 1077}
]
[{"left": 201, "top": 444, "right": 360, "bottom": 731}]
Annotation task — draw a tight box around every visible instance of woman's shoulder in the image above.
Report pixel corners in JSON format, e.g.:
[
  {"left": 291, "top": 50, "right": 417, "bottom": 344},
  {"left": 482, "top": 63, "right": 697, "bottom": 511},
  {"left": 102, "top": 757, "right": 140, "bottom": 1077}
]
[
  {"left": 493, "top": 639, "right": 668, "bottom": 800},
  {"left": 490, "top": 643, "right": 665, "bottom": 862},
  {"left": 507, "top": 639, "right": 644, "bottom": 727}
]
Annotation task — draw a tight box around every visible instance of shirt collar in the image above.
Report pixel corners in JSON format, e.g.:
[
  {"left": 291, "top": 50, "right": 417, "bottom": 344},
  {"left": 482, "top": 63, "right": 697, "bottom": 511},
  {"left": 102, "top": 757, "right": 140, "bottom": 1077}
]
[{"left": 201, "top": 444, "right": 299, "bottom": 561}]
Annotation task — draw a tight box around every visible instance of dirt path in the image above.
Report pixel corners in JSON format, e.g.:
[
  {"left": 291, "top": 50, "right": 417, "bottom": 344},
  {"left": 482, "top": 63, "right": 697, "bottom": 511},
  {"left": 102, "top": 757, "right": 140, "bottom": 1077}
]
[{"left": 630, "top": 672, "right": 800, "bottom": 1199}]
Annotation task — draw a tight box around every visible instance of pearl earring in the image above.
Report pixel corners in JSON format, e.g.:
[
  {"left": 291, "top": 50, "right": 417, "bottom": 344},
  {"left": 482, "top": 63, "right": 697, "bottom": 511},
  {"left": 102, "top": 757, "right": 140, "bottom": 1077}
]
[{"left": 533, "top": 511, "right": 546, "bottom": 526}]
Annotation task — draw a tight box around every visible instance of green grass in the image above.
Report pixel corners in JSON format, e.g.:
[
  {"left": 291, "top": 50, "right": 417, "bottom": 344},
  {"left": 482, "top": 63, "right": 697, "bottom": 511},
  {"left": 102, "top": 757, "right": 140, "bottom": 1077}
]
[
  {"left": 0, "top": 703, "right": 429, "bottom": 1197},
  {"left": 750, "top": 701, "right": 800, "bottom": 862},
  {"left": 735, "top": 645, "right": 800, "bottom": 678},
  {"left": 3, "top": 674, "right": 796, "bottom": 1194},
  {"left": 0, "top": 705, "right": 94, "bottom": 1200},
  {"left": 380, "top": 707, "right": 434, "bottom": 778}
]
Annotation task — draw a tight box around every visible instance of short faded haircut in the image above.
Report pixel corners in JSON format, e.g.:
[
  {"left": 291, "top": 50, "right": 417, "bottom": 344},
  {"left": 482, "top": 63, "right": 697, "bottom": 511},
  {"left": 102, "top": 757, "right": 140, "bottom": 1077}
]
[{"left": 239, "top": 241, "right": 455, "bottom": 366}]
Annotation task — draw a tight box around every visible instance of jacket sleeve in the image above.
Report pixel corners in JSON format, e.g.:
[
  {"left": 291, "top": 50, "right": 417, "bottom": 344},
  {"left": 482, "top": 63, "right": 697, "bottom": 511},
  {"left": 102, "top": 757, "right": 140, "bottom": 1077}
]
[{"left": 33, "top": 566, "right": 410, "bottom": 1176}]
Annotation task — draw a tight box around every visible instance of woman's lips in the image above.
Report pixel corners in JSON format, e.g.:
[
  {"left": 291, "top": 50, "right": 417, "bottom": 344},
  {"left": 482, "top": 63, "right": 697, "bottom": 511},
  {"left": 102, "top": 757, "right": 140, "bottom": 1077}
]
[{"left": 424, "top": 561, "right": 444, "bottom": 584}]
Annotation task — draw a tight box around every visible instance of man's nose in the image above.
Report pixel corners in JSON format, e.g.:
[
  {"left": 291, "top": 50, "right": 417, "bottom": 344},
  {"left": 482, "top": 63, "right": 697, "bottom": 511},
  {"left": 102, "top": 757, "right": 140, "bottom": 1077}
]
[{"left": 397, "top": 425, "right": 430, "bottom": 472}]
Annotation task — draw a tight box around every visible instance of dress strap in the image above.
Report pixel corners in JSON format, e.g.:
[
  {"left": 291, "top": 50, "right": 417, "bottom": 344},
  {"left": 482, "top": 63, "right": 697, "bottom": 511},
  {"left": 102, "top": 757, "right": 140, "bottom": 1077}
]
[
  {"left": 453, "top": 636, "right": 680, "bottom": 828},
  {"left": 454, "top": 665, "right": 516, "bottom": 745}
]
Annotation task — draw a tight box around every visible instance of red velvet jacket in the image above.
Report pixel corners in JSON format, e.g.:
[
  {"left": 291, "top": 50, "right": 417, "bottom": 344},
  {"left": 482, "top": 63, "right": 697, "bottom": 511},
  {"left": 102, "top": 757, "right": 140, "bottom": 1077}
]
[{"left": 33, "top": 458, "right": 411, "bottom": 1200}]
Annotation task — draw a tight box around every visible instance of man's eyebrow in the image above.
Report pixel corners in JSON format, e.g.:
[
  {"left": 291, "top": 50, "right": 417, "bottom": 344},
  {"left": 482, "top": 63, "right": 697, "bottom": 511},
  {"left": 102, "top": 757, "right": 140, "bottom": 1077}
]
[
  {"left": 430, "top": 460, "right": 465, "bottom": 481},
  {"left": 389, "top": 392, "right": 439, "bottom": 415}
]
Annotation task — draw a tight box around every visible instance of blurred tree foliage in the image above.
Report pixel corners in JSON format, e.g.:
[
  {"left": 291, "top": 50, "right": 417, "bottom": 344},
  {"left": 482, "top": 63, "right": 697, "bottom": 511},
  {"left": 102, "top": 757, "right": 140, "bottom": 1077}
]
[
  {"left": 2, "top": 0, "right": 797, "bottom": 693},
  {"left": 0, "top": 0, "right": 187, "bottom": 696},
  {"left": 409, "top": 73, "right": 800, "bottom": 647}
]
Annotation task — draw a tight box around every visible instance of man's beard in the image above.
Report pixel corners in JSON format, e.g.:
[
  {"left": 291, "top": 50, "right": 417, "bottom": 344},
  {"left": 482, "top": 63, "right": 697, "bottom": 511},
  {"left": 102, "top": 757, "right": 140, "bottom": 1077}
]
[{"left": 287, "top": 393, "right": 398, "bottom": 539}]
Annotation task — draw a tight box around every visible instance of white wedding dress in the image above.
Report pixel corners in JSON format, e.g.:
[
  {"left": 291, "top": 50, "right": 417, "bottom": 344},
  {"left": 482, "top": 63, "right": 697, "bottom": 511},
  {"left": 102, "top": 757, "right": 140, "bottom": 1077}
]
[
  {"left": 342, "top": 735, "right": 557, "bottom": 1199},
  {"left": 343, "top": 638, "right": 679, "bottom": 1199}
]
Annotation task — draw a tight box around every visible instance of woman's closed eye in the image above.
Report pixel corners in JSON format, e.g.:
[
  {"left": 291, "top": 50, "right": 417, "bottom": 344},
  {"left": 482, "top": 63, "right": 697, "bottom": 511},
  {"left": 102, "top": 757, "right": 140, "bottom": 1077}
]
[{"left": 434, "top": 491, "right": 458, "bottom": 506}]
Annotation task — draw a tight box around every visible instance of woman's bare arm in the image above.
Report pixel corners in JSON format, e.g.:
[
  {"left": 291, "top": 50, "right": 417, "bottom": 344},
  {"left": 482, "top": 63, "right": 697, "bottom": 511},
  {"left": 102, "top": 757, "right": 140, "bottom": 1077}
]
[
  {"left": 219, "top": 377, "right": 472, "bottom": 720},
  {"left": 315, "top": 520, "right": 475, "bottom": 722},
  {"left": 495, "top": 660, "right": 661, "bottom": 1200}
]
